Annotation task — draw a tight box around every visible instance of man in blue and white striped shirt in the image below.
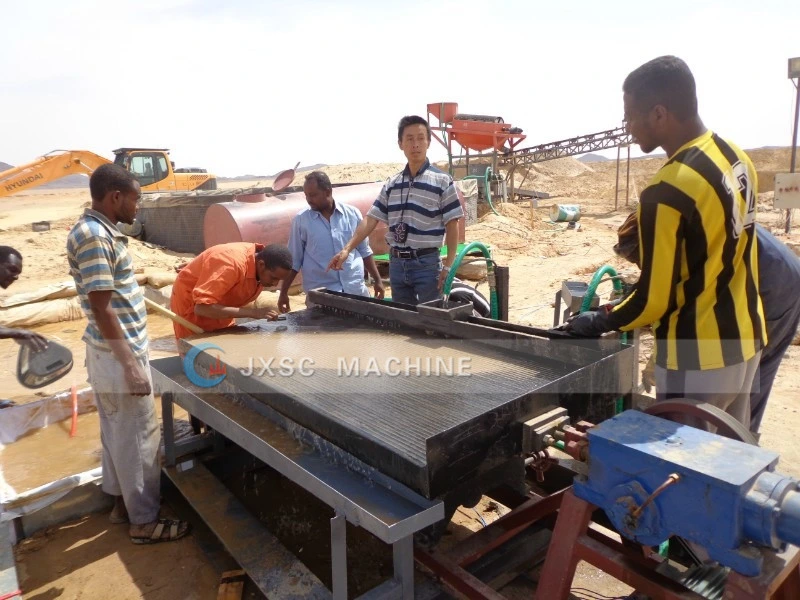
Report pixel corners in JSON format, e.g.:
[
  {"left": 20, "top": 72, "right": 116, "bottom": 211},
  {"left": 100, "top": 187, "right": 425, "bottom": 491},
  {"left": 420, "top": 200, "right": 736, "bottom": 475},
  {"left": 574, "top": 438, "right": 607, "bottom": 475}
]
[
  {"left": 67, "top": 164, "right": 189, "bottom": 545},
  {"left": 328, "top": 115, "right": 464, "bottom": 305}
]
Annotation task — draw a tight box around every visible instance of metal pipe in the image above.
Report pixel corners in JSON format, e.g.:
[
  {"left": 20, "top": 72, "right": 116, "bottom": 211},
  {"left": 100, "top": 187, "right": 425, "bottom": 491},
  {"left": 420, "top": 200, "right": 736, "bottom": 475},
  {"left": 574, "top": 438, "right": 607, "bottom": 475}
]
[
  {"left": 631, "top": 473, "right": 680, "bottom": 520},
  {"left": 626, "top": 144, "right": 631, "bottom": 206},
  {"left": 542, "top": 434, "right": 566, "bottom": 451},
  {"left": 495, "top": 265, "right": 510, "bottom": 321},
  {"left": 791, "top": 78, "right": 799, "bottom": 174},
  {"left": 615, "top": 145, "right": 621, "bottom": 210},
  {"left": 787, "top": 79, "right": 800, "bottom": 233}
]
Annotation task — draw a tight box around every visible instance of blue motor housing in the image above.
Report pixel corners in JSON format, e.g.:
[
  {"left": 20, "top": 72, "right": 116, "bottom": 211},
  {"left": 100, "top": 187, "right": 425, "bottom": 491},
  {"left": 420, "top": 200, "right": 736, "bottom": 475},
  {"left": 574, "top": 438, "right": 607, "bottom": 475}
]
[{"left": 573, "top": 410, "right": 800, "bottom": 577}]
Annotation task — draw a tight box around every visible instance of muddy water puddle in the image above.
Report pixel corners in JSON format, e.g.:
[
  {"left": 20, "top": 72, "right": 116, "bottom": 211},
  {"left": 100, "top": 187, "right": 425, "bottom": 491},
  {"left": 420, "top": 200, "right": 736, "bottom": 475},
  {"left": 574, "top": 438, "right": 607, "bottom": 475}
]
[
  {"left": 1, "top": 412, "right": 102, "bottom": 494},
  {"left": 1, "top": 402, "right": 195, "bottom": 495},
  {"left": 0, "top": 313, "right": 182, "bottom": 494}
]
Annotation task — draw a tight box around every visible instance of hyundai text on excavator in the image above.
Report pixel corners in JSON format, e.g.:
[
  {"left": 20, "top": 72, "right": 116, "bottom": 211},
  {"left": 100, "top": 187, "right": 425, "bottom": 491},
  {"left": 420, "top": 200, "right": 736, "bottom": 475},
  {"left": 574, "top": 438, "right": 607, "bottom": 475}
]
[{"left": 0, "top": 148, "right": 217, "bottom": 197}]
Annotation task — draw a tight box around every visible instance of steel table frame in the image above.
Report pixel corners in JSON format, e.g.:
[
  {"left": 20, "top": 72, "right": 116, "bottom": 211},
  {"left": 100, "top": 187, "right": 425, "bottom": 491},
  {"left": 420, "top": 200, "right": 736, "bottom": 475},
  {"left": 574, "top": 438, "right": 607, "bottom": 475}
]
[{"left": 153, "top": 356, "right": 444, "bottom": 600}]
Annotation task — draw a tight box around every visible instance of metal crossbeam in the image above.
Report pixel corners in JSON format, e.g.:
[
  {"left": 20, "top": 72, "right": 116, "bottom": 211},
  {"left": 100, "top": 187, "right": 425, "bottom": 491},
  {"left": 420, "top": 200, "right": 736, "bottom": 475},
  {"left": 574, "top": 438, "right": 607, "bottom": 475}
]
[{"left": 499, "top": 126, "right": 631, "bottom": 167}]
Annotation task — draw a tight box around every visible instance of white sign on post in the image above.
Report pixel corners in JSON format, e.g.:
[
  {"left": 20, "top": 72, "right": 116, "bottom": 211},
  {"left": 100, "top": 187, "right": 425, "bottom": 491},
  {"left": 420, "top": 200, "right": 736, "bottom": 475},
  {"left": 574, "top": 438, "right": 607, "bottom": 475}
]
[{"left": 774, "top": 173, "right": 800, "bottom": 209}]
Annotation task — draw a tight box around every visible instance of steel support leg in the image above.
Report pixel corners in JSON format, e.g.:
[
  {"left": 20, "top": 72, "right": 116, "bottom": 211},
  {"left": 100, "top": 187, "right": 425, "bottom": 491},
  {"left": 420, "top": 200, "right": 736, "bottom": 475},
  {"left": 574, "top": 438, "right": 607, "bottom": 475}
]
[
  {"left": 331, "top": 513, "right": 348, "bottom": 600},
  {"left": 392, "top": 536, "right": 414, "bottom": 600},
  {"left": 534, "top": 489, "right": 593, "bottom": 600},
  {"left": 553, "top": 290, "right": 562, "bottom": 327},
  {"left": 161, "top": 392, "right": 176, "bottom": 467},
  {"left": 213, "top": 429, "right": 226, "bottom": 454}
]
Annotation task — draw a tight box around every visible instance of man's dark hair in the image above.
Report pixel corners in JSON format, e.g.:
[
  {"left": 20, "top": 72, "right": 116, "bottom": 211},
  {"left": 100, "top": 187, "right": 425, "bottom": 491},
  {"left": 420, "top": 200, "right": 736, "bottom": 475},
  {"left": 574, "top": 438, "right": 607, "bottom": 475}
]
[
  {"left": 89, "top": 163, "right": 137, "bottom": 202},
  {"left": 256, "top": 244, "right": 293, "bottom": 271},
  {"left": 623, "top": 55, "right": 698, "bottom": 122},
  {"left": 304, "top": 171, "right": 332, "bottom": 193},
  {"left": 397, "top": 115, "right": 431, "bottom": 142},
  {"left": 0, "top": 246, "right": 22, "bottom": 264}
]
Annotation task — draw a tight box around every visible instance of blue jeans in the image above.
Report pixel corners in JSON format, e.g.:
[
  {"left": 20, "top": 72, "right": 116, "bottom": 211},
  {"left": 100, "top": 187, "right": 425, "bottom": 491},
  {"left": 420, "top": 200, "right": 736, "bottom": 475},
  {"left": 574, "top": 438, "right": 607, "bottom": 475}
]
[{"left": 389, "top": 252, "right": 441, "bottom": 305}]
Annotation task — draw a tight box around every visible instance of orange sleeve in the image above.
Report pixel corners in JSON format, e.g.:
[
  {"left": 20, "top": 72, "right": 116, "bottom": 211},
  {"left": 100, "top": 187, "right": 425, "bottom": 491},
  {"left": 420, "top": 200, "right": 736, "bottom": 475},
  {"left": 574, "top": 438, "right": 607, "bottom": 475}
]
[{"left": 191, "top": 251, "right": 245, "bottom": 306}]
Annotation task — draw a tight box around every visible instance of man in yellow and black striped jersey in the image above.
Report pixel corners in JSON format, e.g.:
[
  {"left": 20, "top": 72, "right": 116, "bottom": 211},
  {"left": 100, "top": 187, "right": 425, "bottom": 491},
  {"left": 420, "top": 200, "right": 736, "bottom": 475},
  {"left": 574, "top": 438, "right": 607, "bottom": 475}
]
[{"left": 565, "top": 56, "right": 766, "bottom": 429}]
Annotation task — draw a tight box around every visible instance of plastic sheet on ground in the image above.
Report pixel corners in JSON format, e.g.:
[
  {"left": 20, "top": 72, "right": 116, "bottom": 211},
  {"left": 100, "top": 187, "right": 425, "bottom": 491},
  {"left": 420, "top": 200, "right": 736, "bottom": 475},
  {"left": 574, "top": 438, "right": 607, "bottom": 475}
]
[{"left": 0, "top": 387, "right": 100, "bottom": 523}]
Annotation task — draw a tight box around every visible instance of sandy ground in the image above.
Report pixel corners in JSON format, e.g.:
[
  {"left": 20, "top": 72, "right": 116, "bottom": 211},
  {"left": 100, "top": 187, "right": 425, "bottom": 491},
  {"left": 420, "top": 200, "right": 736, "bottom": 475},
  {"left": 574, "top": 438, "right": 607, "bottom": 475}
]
[{"left": 3, "top": 148, "right": 800, "bottom": 599}]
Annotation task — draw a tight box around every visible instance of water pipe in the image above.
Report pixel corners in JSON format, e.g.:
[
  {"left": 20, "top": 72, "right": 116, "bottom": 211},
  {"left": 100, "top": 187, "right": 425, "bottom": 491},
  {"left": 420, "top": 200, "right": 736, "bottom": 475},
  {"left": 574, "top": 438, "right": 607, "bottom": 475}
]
[
  {"left": 580, "top": 265, "right": 623, "bottom": 314},
  {"left": 443, "top": 241, "right": 499, "bottom": 320},
  {"left": 462, "top": 167, "right": 500, "bottom": 216},
  {"left": 581, "top": 265, "right": 628, "bottom": 414},
  {"left": 580, "top": 264, "right": 626, "bottom": 344}
]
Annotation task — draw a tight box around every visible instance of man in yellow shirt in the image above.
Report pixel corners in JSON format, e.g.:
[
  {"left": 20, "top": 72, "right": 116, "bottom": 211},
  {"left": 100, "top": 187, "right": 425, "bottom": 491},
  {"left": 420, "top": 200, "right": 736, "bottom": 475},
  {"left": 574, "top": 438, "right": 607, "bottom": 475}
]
[{"left": 566, "top": 56, "right": 765, "bottom": 428}]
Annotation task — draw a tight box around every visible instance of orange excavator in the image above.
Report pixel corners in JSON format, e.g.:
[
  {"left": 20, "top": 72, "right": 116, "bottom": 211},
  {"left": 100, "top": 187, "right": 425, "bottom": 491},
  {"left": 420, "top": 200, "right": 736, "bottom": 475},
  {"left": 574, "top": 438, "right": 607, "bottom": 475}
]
[{"left": 0, "top": 148, "right": 217, "bottom": 197}]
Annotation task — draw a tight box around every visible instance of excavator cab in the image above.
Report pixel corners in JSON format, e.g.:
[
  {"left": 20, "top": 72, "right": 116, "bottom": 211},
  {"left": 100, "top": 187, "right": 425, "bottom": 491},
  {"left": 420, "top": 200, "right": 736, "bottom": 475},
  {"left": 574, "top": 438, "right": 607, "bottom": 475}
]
[
  {"left": 113, "top": 148, "right": 216, "bottom": 192},
  {"left": 113, "top": 149, "right": 172, "bottom": 190}
]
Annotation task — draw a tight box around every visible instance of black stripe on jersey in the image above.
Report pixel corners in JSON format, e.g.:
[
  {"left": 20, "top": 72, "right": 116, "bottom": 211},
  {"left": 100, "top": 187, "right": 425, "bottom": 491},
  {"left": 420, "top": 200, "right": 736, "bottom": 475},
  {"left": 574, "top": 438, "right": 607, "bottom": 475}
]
[
  {"left": 651, "top": 181, "right": 695, "bottom": 217},
  {"left": 713, "top": 135, "right": 764, "bottom": 351},
  {"left": 675, "top": 211, "right": 709, "bottom": 370},
  {"left": 712, "top": 134, "right": 741, "bottom": 169},
  {"left": 675, "top": 147, "right": 744, "bottom": 365},
  {"left": 643, "top": 183, "right": 700, "bottom": 368},
  {"left": 742, "top": 229, "right": 763, "bottom": 352},
  {"left": 653, "top": 237, "right": 683, "bottom": 365}
]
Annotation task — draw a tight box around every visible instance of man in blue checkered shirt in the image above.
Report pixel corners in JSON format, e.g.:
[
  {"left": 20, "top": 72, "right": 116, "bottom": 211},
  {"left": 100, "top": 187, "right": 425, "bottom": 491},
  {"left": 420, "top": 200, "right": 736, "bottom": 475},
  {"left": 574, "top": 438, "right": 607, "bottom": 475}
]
[{"left": 328, "top": 115, "right": 463, "bottom": 305}]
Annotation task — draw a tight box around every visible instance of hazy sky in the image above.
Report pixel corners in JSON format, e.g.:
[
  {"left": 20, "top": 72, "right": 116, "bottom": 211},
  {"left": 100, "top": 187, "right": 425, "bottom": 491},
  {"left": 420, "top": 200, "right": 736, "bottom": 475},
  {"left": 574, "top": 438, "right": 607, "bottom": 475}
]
[{"left": 2, "top": 0, "right": 798, "bottom": 176}]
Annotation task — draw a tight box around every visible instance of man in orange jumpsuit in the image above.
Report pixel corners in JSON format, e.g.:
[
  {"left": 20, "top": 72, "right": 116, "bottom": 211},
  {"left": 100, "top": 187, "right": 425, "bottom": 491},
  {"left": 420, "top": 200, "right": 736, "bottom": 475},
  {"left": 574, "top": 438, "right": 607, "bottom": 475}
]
[{"left": 170, "top": 242, "right": 293, "bottom": 340}]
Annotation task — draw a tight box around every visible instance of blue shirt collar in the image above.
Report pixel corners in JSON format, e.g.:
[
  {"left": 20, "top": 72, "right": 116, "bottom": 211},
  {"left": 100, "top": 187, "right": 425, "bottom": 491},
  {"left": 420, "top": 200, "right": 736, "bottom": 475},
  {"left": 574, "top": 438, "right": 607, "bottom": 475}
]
[
  {"left": 403, "top": 158, "right": 431, "bottom": 179},
  {"left": 309, "top": 200, "right": 344, "bottom": 219}
]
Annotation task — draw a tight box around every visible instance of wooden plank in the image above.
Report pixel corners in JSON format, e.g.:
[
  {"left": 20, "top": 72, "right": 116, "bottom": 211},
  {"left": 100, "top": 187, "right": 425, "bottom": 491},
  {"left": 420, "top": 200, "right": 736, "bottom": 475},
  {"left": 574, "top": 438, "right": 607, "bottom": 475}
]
[
  {"left": 164, "top": 461, "right": 331, "bottom": 599},
  {"left": 217, "top": 570, "right": 246, "bottom": 600}
]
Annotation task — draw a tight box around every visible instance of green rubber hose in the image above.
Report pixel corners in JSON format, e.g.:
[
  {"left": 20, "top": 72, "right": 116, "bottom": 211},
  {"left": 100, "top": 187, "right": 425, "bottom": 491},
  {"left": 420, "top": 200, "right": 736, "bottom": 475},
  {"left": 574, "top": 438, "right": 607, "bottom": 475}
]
[
  {"left": 443, "top": 241, "right": 498, "bottom": 320},
  {"left": 582, "top": 265, "right": 628, "bottom": 414}
]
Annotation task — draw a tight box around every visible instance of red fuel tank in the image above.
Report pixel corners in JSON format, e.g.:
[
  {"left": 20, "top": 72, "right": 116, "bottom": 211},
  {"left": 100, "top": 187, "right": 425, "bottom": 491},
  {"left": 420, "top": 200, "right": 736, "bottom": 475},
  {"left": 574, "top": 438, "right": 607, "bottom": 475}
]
[{"left": 203, "top": 182, "right": 466, "bottom": 255}]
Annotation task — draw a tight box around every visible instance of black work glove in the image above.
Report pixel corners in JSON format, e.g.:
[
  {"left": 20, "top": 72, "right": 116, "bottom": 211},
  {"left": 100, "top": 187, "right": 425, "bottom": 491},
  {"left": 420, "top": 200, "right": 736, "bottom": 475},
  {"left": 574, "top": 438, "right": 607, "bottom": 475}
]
[{"left": 564, "top": 308, "right": 614, "bottom": 338}]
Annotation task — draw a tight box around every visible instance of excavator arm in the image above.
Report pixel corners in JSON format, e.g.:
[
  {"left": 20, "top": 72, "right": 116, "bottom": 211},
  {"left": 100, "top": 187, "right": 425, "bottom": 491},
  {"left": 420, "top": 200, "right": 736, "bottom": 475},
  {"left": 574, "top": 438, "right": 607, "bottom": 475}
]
[{"left": 0, "top": 150, "right": 111, "bottom": 197}]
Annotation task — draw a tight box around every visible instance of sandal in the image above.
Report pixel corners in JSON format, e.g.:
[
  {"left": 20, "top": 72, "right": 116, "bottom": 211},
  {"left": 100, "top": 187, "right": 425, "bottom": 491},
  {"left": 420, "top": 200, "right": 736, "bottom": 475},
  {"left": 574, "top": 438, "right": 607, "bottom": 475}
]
[
  {"left": 130, "top": 518, "right": 190, "bottom": 545},
  {"left": 109, "top": 505, "right": 128, "bottom": 524}
]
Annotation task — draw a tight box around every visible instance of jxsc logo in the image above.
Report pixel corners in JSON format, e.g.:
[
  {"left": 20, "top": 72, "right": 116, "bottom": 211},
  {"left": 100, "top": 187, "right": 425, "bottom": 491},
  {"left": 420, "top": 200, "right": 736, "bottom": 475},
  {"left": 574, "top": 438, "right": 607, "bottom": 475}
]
[{"left": 183, "top": 342, "right": 227, "bottom": 388}]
